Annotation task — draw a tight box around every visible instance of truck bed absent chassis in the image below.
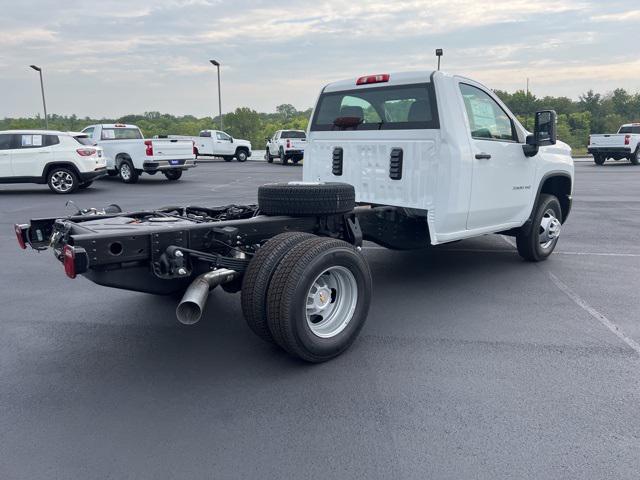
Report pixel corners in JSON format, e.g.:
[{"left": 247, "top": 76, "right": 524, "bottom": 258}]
[{"left": 21, "top": 203, "right": 429, "bottom": 295}]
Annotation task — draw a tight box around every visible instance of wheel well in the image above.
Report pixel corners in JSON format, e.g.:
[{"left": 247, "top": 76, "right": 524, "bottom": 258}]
[
  {"left": 43, "top": 162, "right": 81, "bottom": 179},
  {"left": 235, "top": 146, "right": 249, "bottom": 155},
  {"left": 540, "top": 175, "right": 571, "bottom": 222},
  {"left": 115, "top": 153, "right": 132, "bottom": 166}
]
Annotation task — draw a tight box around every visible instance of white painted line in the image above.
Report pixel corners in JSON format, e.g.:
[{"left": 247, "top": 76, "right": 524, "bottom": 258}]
[
  {"left": 363, "top": 245, "right": 640, "bottom": 258},
  {"left": 547, "top": 272, "right": 640, "bottom": 356}
]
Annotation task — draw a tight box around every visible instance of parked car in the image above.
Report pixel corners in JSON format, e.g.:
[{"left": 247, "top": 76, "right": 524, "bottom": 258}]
[
  {"left": 265, "top": 130, "right": 306, "bottom": 164},
  {"left": 0, "top": 130, "right": 106, "bottom": 193},
  {"left": 588, "top": 123, "right": 640, "bottom": 165},
  {"left": 16, "top": 70, "right": 573, "bottom": 362},
  {"left": 80, "top": 124, "right": 196, "bottom": 183},
  {"left": 191, "top": 130, "right": 252, "bottom": 162}
]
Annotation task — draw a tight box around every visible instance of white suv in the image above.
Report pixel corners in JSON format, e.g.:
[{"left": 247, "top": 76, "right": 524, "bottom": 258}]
[{"left": 0, "top": 130, "right": 107, "bottom": 193}]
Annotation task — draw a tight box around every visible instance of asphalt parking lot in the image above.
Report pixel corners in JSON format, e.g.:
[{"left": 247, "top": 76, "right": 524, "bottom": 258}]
[{"left": 1, "top": 159, "right": 640, "bottom": 479}]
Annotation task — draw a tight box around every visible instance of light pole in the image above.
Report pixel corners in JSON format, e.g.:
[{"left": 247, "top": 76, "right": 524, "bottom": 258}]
[
  {"left": 435, "top": 49, "right": 443, "bottom": 71},
  {"left": 210, "top": 60, "right": 223, "bottom": 130},
  {"left": 30, "top": 65, "right": 48, "bottom": 129}
]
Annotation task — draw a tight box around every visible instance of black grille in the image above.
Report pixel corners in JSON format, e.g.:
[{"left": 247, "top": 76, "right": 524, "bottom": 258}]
[
  {"left": 389, "top": 148, "right": 403, "bottom": 180},
  {"left": 332, "top": 147, "right": 343, "bottom": 176}
]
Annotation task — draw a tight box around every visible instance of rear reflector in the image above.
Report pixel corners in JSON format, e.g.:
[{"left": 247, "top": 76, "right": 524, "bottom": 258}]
[
  {"left": 145, "top": 140, "right": 153, "bottom": 156},
  {"left": 14, "top": 224, "right": 27, "bottom": 249},
  {"left": 356, "top": 74, "right": 390, "bottom": 85}
]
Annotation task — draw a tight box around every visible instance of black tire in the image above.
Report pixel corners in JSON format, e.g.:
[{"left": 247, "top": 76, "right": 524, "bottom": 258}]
[
  {"left": 241, "top": 232, "right": 315, "bottom": 344},
  {"left": 223, "top": 156, "right": 232, "bottom": 162},
  {"left": 266, "top": 149, "right": 273, "bottom": 163},
  {"left": 258, "top": 182, "right": 355, "bottom": 216},
  {"left": 107, "top": 170, "right": 118, "bottom": 177},
  {"left": 266, "top": 237, "right": 372, "bottom": 362},
  {"left": 79, "top": 181, "right": 93, "bottom": 189},
  {"left": 594, "top": 155, "right": 606, "bottom": 165},
  {"left": 280, "top": 148, "right": 288, "bottom": 165},
  {"left": 516, "top": 194, "right": 563, "bottom": 262},
  {"left": 236, "top": 149, "right": 249, "bottom": 162},
  {"left": 164, "top": 169, "right": 183, "bottom": 181},
  {"left": 47, "top": 167, "right": 79, "bottom": 194},
  {"left": 118, "top": 159, "right": 139, "bottom": 184},
  {"left": 630, "top": 147, "right": 640, "bottom": 165}
]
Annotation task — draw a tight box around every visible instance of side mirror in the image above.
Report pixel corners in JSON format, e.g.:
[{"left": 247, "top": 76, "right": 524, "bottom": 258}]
[
  {"left": 230, "top": 137, "right": 234, "bottom": 143},
  {"left": 523, "top": 110, "right": 557, "bottom": 157}
]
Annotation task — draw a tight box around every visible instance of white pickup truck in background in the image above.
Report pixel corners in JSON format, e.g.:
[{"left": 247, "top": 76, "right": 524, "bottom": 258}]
[
  {"left": 190, "top": 130, "right": 252, "bottom": 162},
  {"left": 265, "top": 130, "right": 306, "bottom": 165},
  {"left": 588, "top": 123, "right": 640, "bottom": 165},
  {"left": 81, "top": 124, "right": 196, "bottom": 183}
]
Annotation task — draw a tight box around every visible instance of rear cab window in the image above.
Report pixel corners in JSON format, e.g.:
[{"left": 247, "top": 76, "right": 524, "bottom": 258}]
[
  {"left": 281, "top": 131, "right": 306, "bottom": 139},
  {"left": 101, "top": 128, "right": 143, "bottom": 140},
  {"left": 310, "top": 83, "right": 439, "bottom": 131},
  {"left": 619, "top": 126, "right": 640, "bottom": 134}
]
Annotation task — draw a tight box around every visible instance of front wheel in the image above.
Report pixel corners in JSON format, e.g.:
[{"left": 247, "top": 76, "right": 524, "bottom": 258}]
[
  {"left": 164, "top": 169, "right": 183, "bottom": 181},
  {"left": 47, "top": 167, "right": 79, "bottom": 194},
  {"left": 516, "top": 194, "right": 563, "bottom": 262},
  {"left": 236, "top": 149, "right": 248, "bottom": 162},
  {"left": 266, "top": 236, "right": 372, "bottom": 362},
  {"left": 266, "top": 149, "right": 273, "bottom": 163}
]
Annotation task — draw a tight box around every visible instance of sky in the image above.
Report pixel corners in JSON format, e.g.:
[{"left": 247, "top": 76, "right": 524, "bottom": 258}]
[{"left": 2, "top": 0, "right": 639, "bottom": 118}]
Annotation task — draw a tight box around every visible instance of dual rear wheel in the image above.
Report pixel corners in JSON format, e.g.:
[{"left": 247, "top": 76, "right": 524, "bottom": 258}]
[{"left": 241, "top": 232, "right": 372, "bottom": 363}]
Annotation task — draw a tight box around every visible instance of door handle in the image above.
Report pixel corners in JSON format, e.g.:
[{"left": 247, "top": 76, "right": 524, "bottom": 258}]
[{"left": 475, "top": 153, "right": 491, "bottom": 160}]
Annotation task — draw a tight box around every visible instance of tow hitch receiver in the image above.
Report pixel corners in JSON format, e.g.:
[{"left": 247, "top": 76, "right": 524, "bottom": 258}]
[{"left": 63, "top": 245, "right": 89, "bottom": 279}]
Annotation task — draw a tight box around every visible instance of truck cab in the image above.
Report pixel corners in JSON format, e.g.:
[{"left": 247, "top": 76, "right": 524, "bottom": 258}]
[{"left": 304, "top": 71, "right": 574, "bottom": 246}]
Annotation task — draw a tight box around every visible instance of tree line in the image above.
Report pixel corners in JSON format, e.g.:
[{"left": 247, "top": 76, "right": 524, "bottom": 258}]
[{"left": 2, "top": 88, "right": 639, "bottom": 151}]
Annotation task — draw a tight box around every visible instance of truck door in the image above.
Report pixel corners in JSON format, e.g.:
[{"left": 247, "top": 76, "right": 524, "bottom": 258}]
[
  {"left": 0, "top": 133, "right": 13, "bottom": 177},
  {"left": 216, "top": 131, "right": 235, "bottom": 154},
  {"left": 459, "top": 82, "right": 536, "bottom": 230}
]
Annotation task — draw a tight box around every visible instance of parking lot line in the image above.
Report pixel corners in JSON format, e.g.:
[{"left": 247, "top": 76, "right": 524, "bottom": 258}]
[{"left": 547, "top": 271, "right": 640, "bottom": 357}]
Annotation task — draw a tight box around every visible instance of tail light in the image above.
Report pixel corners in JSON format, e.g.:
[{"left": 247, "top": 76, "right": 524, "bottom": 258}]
[
  {"left": 14, "top": 224, "right": 27, "bottom": 249},
  {"left": 625, "top": 135, "right": 631, "bottom": 145},
  {"left": 76, "top": 147, "right": 97, "bottom": 156},
  {"left": 192, "top": 140, "right": 197, "bottom": 155},
  {"left": 286, "top": 139, "right": 291, "bottom": 148},
  {"left": 63, "top": 245, "right": 88, "bottom": 279},
  {"left": 356, "top": 74, "right": 390, "bottom": 85},
  {"left": 145, "top": 140, "right": 153, "bottom": 156}
]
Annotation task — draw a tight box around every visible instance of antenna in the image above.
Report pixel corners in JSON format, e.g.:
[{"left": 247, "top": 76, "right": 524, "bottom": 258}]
[{"left": 436, "top": 49, "right": 443, "bottom": 71}]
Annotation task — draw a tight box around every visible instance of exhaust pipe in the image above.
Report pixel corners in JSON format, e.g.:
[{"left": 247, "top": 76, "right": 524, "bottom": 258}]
[{"left": 176, "top": 269, "right": 239, "bottom": 325}]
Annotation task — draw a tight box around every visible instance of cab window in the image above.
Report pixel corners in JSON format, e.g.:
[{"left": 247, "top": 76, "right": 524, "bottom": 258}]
[
  {"left": 216, "top": 132, "right": 231, "bottom": 141},
  {"left": 0, "top": 134, "right": 13, "bottom": 150},
  {"left": 459, "top": 83, "right": 516, "bottom": 142}
]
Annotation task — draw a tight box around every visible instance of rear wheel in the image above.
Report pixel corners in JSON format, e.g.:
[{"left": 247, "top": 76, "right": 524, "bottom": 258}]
[
  {"left": 118, "top": 160, "right": 139, "bottom": 184},
  {"left": 47, "top": 167, "right": 79, "bottom": 194},
  {"left": 241, "top": 232, "right": 315, "bottom": 344},
  {"left": 280, "top": 148, "right": 288, "bottom": 165},
  {"left": 266, "top": 237, "right": 372, "bottom": 362},
  {"left": 164, "top": 169, "right": 183, "bottom": 181},
  {"left": 223, "top": 156, "right": 232, "bottom": 162},
  {"left": 594, "top": 154, "right": 606, "bottom": 165},
  {"left": 516, "top": 194, "right": 563, "bottom": 262},
  {"left": 266, "top": 149, "right": 273, "bottom": 163},
  {"left": 630, "top": 147, "right": 640, "bottom": 165}
]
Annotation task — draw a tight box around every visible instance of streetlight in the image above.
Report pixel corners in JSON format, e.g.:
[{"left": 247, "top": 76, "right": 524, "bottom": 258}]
[
  {"left": 30, "top": 65, "right": 48, "bottom": 129},
  {"left": 210, "top": 59, "right": 223, "bottom": 130}
]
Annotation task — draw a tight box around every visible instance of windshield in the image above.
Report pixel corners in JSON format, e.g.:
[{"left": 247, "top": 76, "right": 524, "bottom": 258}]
[
  {"left": 281, "top": 131, "right": 306, "bottom": 139},
  {"left": 311, "top": 83, "right": 439, "bottom": 131},
  {"left": 619, "top": 126, "right": 640, "bottom": 134},
  {"left": 101, "top": 128, "right": 143, "bottom": 140}
]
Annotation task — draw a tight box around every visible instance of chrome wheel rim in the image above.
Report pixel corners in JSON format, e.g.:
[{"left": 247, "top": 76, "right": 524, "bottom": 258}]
[
  {"left": 51, "top": 171, "right": 74, "bottom": 192},
  {"left": 238, "top": 152, "right": 247, "bottom": 161},
  {"left": 305, "top": 266, "right": 358, "bottom": 338},
  {"left": 539, "top": 209, "right": 561, "bottom": 249},
  {"left": 120, "top": 163, "right": 131, "bottom": 180}
]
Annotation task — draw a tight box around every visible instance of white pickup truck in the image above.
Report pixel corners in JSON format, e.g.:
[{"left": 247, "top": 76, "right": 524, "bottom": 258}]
[
  {"left": 588, "top": 123, "right": 640, "bottom": 165},
  {"left": 17, "top": 70, "right": 574, "bottom": 363},
  {"left": 81, "top": 124, "right": 196, "bottom": 183},
  {"left": 191, "top": 130, "right": 252, "bottom": 162},
  {"left": 265, "top": 130, "right": 306, "bottom": 164}
]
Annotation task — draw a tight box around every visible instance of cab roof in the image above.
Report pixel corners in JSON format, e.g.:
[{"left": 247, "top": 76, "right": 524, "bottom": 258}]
[
  {"left": 0, "top": 129, "right": 68, "bottom": 135},
  {"left": 323, "top": 71, "right": 438, "bottom": 93}
]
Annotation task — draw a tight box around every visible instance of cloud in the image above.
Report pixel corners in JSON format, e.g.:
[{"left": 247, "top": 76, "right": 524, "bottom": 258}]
[{"left": 591, "top": 9, "right": 640, "bottom": 21}]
